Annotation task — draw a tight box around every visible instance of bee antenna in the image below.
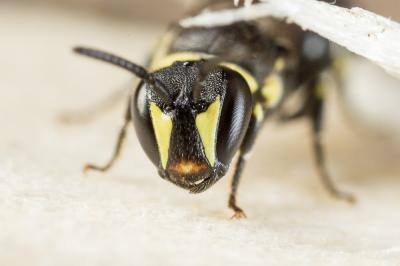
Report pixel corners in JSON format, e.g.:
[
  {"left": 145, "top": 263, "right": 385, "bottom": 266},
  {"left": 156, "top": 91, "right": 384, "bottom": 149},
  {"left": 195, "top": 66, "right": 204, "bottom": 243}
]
[{"left": 74, "top": 46, "right": 172, "bottom": 105}]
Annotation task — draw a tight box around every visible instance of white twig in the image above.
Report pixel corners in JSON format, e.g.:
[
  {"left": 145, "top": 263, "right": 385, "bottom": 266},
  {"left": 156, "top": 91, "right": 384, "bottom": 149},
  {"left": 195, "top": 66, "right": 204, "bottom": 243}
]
[
  {"left": 181, "top": 0, "right": 400, "bottom": 78},
  {"left": 233, "top": 0, "right": 254, "bottom": 7}
]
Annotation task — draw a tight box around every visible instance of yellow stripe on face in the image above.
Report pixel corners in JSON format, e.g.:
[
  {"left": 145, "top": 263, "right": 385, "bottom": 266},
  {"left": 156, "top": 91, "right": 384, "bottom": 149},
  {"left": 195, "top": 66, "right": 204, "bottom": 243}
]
[
  {"left": 261, "top": 73, "right": 284, "bottom": 108},
  {"left": 150, "top": 51, "right": 215, "bottom": 71},
  {"left": 149, "top": 103, "right": 173, "bottom": 169},
  {"left": 195, "top": 96, "right": 221, "bottom": 166},
  {"left": 219, "top": 62, "right": 258, "bottom": 94}
]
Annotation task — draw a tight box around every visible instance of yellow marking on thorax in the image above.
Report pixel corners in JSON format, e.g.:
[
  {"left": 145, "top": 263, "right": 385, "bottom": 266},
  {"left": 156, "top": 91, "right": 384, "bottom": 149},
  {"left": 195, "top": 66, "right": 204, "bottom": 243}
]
[
  {"left": 274, "top": 57, "right": 286, "bottom": 72},
  {"left": 261, "top": 58, "right": 286, "bottom": 108},
  {"left": 150, "top": 51, "right": 215, "bottom": 71},
  {"left": 253, "top": 103, "right": 264, "bottom": 123},
  {"left": 149, "top": 103, "right": 173, "bottom": 169},
  {"left": 149, "top": 31, "right": 176, "bottom": 71},
  {"left": 195, "top": 96, "right": 221, "bottom": 166},
  {"left": 261, "top": 74, "right": 284, "bottom": 108},
  {"left": 219, "top": 62, "right": 258, "bottom": 94}
]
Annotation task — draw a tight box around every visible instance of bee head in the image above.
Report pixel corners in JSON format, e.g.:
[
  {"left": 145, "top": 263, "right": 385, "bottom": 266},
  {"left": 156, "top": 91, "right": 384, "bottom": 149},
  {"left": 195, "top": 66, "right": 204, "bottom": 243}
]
[
  {"left": 74, "top": 47, "right": 253, "bottom": 193},
  {"left": 133, "top": 60, "right": 253, "bottom": 192}
]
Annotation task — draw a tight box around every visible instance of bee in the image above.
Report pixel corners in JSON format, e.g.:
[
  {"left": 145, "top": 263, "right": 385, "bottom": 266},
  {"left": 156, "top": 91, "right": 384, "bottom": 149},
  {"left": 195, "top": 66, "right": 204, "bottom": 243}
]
[{"left": 74, "top": 0, "right": 354, "bottom": 218}]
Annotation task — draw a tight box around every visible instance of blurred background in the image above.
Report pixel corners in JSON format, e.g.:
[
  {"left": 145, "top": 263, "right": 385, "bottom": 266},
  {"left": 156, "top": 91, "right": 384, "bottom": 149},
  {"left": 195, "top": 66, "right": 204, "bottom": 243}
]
[
  {"left": 0, "top": 0, "right": 399, "bottom": 265},
  {"left": 2, "top": 0, "right": 399, "bottom": 22}
]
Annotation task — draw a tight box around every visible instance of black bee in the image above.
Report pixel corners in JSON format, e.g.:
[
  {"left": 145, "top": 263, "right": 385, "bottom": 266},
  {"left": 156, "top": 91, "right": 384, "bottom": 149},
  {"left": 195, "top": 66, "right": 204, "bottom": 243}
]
[{"left": 75, "top": 0, "right": 354, "bottom": 218}]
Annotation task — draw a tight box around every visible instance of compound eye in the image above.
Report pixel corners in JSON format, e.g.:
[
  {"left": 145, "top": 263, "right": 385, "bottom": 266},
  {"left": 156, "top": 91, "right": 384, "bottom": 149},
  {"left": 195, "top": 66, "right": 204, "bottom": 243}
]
[
  {"left": 131, "top": 81, "right": 161, "bottom": 167},
  {"left": 216, "top": 69, "right": 253, "bottom": 165}
]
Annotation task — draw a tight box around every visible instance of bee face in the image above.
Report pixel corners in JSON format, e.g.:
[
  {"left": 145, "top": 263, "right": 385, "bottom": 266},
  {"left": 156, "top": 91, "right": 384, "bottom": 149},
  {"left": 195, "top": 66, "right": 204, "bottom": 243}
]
[{"left": 132, "top": 61, "right": 253, "bottom": 193}]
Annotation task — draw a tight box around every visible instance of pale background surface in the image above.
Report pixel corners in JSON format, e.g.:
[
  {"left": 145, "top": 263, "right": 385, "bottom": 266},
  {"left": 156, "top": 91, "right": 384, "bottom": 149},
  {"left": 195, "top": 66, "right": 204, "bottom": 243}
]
[{"left": 1, "top": 1, "right": 400, "bottom": 265}]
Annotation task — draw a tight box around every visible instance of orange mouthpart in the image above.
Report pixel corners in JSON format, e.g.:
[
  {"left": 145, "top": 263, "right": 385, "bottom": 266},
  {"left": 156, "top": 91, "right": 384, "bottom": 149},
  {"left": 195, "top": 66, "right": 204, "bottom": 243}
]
[{"left": 170, "top": 161, "right": 208, "bottom": 174}]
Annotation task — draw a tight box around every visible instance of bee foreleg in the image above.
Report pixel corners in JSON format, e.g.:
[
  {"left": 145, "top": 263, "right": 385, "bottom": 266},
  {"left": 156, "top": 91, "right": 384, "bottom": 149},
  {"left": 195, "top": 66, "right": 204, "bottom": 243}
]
[
  {"left": 229, "top": 154, "right": 248, "bottom": 219},
  {"left": 83, "top": 100, "right": 131, "bottom": 174},
  {"left": 228, "top": 117, "right": 260, "bottom": 219},
  {"left": 308, "top": 77, "right": 356, "bottom": 203}
]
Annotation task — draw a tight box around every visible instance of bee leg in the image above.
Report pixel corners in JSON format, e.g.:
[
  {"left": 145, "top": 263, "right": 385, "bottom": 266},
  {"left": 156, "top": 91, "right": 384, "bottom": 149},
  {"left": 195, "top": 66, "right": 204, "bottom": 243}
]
[
  {"left": 228, "top": 117, "right": 259, "bottom": 219},
  {"left": 83, "top": 101, "right": 131, "bottom": 174},
  {"left": 308, "top": 78, "right": 356, "bottom": 203},
  {"left": 229, "top": 154, "right": 247, "bottom": 219}
]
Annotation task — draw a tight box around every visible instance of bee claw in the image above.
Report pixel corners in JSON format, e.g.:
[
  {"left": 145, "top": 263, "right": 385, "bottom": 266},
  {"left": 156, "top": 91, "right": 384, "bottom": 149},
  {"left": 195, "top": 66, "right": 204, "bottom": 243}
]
[
  {"left": 230, "top": 210, "right": 247, "bottom": 219},
  {"left": 82, "top": 164, "right": 93, "bottom": 175},
  {"left": 337, "top": 191, "right": 357, "bottom": 205}
]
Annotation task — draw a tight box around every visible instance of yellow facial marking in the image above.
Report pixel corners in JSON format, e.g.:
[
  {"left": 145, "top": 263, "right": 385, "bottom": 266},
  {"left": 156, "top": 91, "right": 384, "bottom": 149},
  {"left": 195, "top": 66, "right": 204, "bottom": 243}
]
[
  {"left": 261, "top": 74, "right": 284, "bottom": 108},
  {"left": 253, "top": 103, "right": 264, "bottom": 123},
  {"left": 219, "top": 62, "right": 258, "bottom": 94},
  {"left": 150, "top": 51, "right": 214, "bottom": 71},
  {"left": 149, "top": 103, "right": 173, "bottom": 169},
  {"left": 195, "top": 96, "right": 221, "bottom": 166}
]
